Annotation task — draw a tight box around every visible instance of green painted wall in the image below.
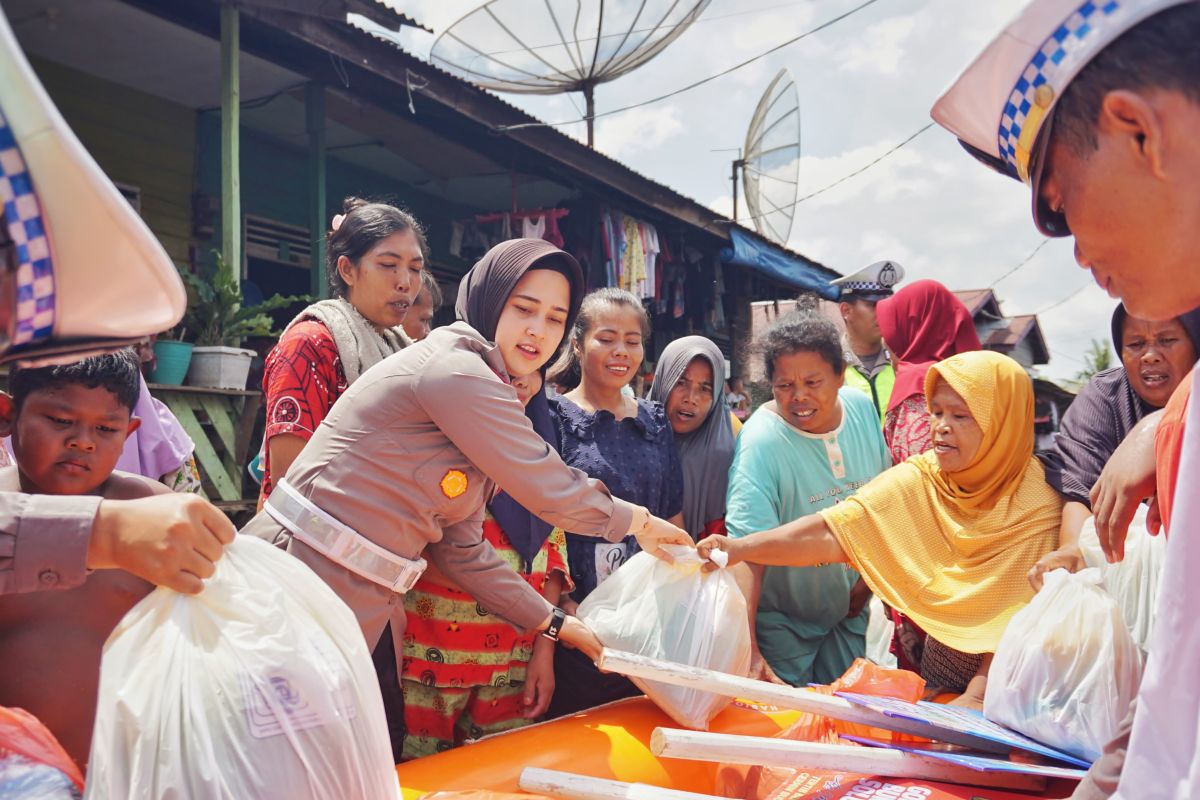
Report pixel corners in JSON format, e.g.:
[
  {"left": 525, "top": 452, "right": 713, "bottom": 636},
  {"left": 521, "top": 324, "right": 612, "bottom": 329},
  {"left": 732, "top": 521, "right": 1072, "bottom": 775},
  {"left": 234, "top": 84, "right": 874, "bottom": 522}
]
[
  {"left": 195, "top": 111, "right": 462, "bottom": 295},
  {"left": 30, "top": 57, "right": 196, "bottom": 268}
]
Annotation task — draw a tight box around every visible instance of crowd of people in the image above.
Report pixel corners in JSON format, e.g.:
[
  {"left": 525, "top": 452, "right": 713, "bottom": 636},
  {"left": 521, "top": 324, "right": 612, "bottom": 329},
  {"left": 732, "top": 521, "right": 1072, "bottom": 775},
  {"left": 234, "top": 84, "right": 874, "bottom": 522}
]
[{"left": 2, "top": 1, "right": 1200, "bottom": 797}]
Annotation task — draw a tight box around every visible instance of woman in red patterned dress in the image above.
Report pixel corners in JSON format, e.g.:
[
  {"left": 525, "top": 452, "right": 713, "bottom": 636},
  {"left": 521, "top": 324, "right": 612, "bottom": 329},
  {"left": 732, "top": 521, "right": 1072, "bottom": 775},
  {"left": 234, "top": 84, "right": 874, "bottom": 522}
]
[{"left": 259, "top": 197, "right": 426, "bottom": 500}]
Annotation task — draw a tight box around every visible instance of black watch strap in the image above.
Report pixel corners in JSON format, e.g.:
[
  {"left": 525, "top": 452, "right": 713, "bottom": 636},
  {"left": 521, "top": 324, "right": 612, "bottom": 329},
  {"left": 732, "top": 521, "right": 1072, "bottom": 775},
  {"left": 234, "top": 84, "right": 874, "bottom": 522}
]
[{"left": 541, "top": 607, "right": 566, "bottom": 642}]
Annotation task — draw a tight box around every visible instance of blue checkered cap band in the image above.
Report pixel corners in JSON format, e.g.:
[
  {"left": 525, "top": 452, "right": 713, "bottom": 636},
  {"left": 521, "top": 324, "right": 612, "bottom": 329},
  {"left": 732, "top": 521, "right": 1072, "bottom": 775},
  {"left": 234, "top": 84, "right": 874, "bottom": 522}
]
[
  {"left": 997, "top": 0, "right": 1124, "bottom": 177},
  {"left": 0, "top": 106, "right": 55, "bottom": 346},
  {"left": 841, "top": 281, "right": 891, "bottom": 293}
]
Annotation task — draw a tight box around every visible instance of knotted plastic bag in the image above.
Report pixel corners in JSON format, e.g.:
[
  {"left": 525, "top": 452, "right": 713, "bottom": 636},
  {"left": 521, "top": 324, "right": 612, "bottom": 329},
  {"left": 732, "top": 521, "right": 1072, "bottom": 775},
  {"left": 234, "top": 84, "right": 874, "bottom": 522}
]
[
  {"left": 576, "top": 545, "right": 751, "bottom": 729},
  {"left": 0, "top": 705, "right": 83, "bottom": 799},
  {"left": 983, "top": 568, "right": 1143, "bottom": 762},
  {"left": 1077, "top": 503, "right": 1165, "bottom": 652},
  {"left": 86, "top": 536, "right": 400, "bottom": 799}
]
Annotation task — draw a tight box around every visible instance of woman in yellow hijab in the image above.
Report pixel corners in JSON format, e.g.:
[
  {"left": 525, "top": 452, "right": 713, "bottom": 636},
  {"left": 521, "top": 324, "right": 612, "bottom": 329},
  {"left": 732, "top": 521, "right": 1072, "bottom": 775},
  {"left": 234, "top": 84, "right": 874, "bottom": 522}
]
[{"left": 699, "top": 350, "right": 1062, "bottom": 705}]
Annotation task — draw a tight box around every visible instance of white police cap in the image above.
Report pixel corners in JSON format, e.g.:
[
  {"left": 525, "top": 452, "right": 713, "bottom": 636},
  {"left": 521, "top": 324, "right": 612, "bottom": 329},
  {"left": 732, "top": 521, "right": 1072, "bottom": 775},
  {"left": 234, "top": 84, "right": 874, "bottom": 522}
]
[
  {"left": 0, "top": 5, "right": 185, "bottom": 364},
  {"left": 831, "top": 260, "right": 905, "bottom": 301},
  {"left": 931, "top": 0, "right": 1192, "bottom": 236}
]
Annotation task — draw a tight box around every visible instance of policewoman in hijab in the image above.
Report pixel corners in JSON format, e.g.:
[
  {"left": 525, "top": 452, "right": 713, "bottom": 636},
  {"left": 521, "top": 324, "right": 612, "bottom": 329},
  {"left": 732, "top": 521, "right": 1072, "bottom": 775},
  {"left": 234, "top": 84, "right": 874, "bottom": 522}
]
[
  {"left": 649, "top": 336, "right": 737, "bottom": 539},
  {"left": 242, "top": 238, "right": 692, "bottom": 675}
]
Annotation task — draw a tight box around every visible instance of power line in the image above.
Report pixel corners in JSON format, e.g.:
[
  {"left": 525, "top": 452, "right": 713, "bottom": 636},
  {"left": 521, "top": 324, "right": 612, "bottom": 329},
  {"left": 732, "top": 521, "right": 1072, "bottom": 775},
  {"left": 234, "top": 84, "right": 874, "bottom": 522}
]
[
  {"left": 1050, "top": 347, "right": 1086, "bottom": 365},
  {"left": 990, "top": 239, "right": 1050, "bottom": 288},
  {"left": 1034, "top": 281, "right": 1091, "bottom": 315},
  {"left": 493, "top": 0, "right": 883, "bottom": 134},
  {"left": 470, "top": 0, "right": 818, "bottom": 59},
  {"left": 729, "top": 122, "right": 933, "bottom": 225}
]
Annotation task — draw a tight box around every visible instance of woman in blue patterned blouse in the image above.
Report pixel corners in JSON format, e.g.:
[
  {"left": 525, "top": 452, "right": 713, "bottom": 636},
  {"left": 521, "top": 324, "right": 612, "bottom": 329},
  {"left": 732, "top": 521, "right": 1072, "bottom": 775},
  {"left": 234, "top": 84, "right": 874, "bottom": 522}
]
[{"left": 544, "top": 288, "right": 685, "bottom": 717}]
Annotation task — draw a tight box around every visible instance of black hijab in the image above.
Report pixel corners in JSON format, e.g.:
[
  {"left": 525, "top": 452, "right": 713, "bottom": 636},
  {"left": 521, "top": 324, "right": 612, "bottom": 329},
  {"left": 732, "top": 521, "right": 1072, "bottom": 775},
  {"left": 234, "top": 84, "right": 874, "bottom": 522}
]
[
  {"left": 455, "top": 238, "right": 585, "bottom": 566},
  {"left": 455, "top": 237, "right": 584, "bottom": 347},
  {"left": 1039, "top": 303, "right": 1200, "bottom": 505}
]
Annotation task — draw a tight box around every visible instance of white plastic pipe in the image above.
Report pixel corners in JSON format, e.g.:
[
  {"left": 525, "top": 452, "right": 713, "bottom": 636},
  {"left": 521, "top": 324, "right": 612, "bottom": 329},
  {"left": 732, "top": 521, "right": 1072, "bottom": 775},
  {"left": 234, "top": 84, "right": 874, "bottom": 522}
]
[
  {"left": 518, "top": 768, "right": 725, "bottom": 800},
  {"left": 596, "top": 649, "right": 1008, "bottom": 754},
  {"left": 650, "top": 728, "right": 1046, "bottom": 792}
]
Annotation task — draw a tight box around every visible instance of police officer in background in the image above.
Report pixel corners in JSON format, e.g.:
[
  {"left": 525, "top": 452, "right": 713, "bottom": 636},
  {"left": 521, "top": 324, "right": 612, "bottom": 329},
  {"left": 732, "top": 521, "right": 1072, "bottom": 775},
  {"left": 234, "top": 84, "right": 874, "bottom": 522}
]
[
  {"left": 0, "top": 8, "right": 233, "bottom": 597},
  {"left": 831, "top": 260, "right": 904, "bottom": 423}
]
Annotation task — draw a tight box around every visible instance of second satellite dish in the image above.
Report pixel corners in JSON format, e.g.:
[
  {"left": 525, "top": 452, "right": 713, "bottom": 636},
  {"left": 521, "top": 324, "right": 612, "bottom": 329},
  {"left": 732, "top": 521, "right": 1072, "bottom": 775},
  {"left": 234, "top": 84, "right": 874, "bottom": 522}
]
[
  {"left": 735, "top": 68, "right": 801, "bottom": 246},
  {"left": 430, "top": 0, "right": 711, "bottom": 146}
]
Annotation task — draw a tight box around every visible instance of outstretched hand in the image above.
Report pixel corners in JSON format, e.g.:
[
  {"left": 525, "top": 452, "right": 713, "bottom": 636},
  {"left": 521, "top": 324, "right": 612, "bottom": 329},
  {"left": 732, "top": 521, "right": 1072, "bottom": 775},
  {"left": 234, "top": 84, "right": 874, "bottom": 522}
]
[
  {"left": 88, "top": 494, "right": 236, "bottom": 594},
  {"left": 558, "top": 614, "right": 603, "bottom": 663},
  {"left": 1027, "top": 545, "right": 1086, "bottom": 591},
  {"left": 697, "top": 535, "right": 743, "bottom": 572},
  {"left": 1090, "top": 413, "right": 1160, "bottom": 563},
  {"left": 633, "top": 512, "right": 693, "bottom": 563}
]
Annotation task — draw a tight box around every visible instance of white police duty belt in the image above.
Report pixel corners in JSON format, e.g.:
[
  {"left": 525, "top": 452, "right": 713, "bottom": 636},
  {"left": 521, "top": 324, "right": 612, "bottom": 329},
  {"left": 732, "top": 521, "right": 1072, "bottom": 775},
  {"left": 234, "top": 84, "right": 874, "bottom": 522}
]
[{"left": 265, "top": 478, "right": 427, "bottom": 594}]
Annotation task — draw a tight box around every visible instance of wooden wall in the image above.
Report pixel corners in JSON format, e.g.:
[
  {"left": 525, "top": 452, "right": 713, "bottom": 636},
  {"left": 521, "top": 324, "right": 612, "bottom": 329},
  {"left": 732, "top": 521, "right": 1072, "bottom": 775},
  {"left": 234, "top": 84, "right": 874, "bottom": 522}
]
[{"left": 30, "top": 57, "right": 197, "bottom": 269}]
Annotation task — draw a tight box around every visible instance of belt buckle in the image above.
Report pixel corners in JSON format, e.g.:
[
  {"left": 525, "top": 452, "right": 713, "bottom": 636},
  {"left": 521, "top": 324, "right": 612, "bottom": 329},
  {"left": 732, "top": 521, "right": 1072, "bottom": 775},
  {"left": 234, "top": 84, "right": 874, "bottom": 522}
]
[{"left": 391, "top": 560, "right": 425, "bottom": 594}]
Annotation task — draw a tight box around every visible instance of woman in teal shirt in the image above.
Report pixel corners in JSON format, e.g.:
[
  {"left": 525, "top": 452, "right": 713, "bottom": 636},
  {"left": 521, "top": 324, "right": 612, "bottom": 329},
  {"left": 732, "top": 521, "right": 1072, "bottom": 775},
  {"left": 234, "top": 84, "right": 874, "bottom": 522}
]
[{"left": 727, "top": 313, "right": 891, "bottom": 685}]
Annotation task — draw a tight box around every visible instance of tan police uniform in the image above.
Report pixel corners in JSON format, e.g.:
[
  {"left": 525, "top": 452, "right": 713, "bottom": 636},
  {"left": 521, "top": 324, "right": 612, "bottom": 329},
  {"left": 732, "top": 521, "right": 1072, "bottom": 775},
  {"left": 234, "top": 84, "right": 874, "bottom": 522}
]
[
  {"left": 0, "top": 495, "right": 102, "bottom": 595},
  {"left": 242, "top": 321, "right": 637, "bottom": 665}
]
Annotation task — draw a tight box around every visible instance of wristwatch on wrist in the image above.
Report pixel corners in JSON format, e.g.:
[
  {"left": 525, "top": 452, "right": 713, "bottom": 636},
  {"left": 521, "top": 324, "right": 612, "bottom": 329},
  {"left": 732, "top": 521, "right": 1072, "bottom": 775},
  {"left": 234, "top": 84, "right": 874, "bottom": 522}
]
[{"left": 541, "top": 607, "right": 567, "bottom": 642}]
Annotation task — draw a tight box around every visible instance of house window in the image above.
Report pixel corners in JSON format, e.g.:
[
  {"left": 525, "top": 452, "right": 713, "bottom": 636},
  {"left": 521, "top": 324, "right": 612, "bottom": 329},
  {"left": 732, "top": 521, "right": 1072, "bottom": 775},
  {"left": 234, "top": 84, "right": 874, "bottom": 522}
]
[{"left": 243, "top": 215, "right": 313, "bottom": 322}]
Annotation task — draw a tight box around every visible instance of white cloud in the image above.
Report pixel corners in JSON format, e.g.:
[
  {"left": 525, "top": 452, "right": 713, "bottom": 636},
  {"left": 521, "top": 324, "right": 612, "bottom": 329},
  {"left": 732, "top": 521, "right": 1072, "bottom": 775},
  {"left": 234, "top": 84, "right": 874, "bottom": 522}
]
[
  {"left": 594, "top": 104, "right": 686, "bottom": 159},
  {"left": 838, "top": 14, "right": 919, "bottom": 75}
]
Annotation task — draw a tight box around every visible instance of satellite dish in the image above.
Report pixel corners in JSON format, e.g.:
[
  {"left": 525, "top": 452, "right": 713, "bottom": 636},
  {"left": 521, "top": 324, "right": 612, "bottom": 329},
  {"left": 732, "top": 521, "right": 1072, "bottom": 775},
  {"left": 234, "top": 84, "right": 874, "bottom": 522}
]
[
  {"left": 734, "top": 68, "right": 800, "bottom": 245},
  {"left": 430, "top": 0, "right": 711, "bottom": 146}
]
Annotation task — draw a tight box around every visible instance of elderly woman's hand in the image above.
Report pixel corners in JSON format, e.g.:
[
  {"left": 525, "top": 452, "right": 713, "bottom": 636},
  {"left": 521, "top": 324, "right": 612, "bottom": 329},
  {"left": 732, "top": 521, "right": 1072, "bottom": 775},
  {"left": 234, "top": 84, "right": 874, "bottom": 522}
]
[
  {"left": 1090, "top": 411, "right": 1161, "bottom": 563},
  {"left": 1027, "top": 546, "right": 1087, "bottom": 591},
  {"left": 697, "top": 534, "right": 744, "bottom": 572}
]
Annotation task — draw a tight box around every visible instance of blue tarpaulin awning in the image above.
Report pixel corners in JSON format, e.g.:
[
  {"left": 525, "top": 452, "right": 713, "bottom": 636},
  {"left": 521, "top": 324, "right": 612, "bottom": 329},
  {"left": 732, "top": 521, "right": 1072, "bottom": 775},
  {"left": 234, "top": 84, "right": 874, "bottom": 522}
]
[{"left": 720, "top": 228, "right": 840, "bottom": 300}]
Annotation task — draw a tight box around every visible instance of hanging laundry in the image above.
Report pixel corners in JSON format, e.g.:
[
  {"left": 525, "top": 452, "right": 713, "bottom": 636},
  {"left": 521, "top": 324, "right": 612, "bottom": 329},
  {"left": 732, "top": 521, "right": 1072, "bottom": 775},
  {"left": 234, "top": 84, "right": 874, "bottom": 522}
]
[
  {"left": 622, "top": 215, "right": 646, "bottom": 294},
  {"left": 544, "top": 213, "right": 565, "bottom": 248},
  {"left": 449, "top": 221, "right": 465, "bottom": 258},
  {"left": 522, "top": 214, "right": 545, "bottom": 240}
]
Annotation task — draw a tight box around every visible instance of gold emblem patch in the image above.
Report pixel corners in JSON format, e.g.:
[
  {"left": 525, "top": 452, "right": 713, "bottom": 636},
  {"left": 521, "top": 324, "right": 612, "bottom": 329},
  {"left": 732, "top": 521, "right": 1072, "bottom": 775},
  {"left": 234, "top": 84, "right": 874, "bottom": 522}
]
[{"left": 440, "top": 469, "right": 468, "bottom": 499}]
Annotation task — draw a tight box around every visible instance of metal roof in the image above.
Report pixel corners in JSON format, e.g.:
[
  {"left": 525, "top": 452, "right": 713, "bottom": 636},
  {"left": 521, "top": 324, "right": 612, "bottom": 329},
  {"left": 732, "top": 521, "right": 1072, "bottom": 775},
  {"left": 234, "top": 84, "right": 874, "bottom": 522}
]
[{"left": 345, "top": 13, "right": 835, "bottom": 277}]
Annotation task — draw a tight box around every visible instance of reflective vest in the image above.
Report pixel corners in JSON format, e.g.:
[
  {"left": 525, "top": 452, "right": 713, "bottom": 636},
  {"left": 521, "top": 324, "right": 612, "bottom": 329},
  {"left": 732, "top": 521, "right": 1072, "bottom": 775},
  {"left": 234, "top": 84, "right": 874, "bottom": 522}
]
[{"left": 844, "top": 362, "right": 895, "bottom": 426}]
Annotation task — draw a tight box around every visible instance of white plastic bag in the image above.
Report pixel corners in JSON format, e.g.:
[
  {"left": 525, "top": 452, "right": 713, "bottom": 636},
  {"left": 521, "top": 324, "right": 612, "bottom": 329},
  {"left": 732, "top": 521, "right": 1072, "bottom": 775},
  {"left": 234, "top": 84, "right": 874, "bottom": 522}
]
[
  {"left": 865, "top": 595, "right": 898, "bottom": 669},
  {"left": 984, "top": 568, "right": 1143, "bottom": 762},
  {"left": 576, "top": 545, "right": 751, "bottom": 729},
  {"left": 86, "top": 536, "right": 400, "bottom": 800},
  {"left": 1077, "top": 504, "right": 1166, "bottom": 652}
]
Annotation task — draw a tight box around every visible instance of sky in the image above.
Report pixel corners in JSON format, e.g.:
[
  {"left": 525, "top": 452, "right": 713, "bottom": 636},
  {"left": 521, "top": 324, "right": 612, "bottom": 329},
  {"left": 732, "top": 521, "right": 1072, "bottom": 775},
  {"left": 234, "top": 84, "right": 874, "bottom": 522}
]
[{"left": 381, "top": 0, "right": 1115, "bottom": 384}]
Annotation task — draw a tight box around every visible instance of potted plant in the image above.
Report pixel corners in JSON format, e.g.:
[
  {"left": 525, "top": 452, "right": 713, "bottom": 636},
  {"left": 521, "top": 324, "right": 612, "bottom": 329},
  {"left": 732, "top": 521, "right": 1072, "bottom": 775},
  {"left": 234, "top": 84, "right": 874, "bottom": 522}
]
[
  {"left": 148, "top": 326, "right": 194, "bottom": 386},
  {"left": 182, "top": 252, "right": 307, "bottom": 390}
]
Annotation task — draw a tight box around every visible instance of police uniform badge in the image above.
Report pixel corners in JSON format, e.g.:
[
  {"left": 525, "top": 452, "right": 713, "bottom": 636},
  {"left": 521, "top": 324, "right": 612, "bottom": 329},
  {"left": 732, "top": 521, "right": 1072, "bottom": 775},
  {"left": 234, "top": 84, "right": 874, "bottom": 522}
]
[{"left": 440, "top": 469, "right": 468, "bottom": 499}]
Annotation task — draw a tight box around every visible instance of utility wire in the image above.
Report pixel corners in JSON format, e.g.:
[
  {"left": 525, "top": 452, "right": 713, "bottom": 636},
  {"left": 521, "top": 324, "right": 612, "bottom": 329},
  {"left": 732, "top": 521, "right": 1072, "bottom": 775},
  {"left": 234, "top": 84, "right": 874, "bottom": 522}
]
[
  {"left": 730, "top": 122, "right": 933, "bottom": 224},
  {"left": 1034, "top": 281, "right": 1090, "bottom": 315},
  {"left": 494, "top": 0, "right": 882, "bottom": 134},
  {"left": 471, "top": 0, "right": 819, "bottom": 59},
  {"left": 990, "top": 239, "right": 1050, "bottom": 288}
]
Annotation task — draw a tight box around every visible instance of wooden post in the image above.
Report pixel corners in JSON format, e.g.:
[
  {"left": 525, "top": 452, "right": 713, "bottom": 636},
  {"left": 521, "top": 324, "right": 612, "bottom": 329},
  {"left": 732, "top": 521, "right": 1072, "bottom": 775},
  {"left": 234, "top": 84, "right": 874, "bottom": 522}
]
[
  {"left": 596, "top": 649, "right": 1009, "bottom": 755},
  {"left": 518, "top": 768, "right": 724, "bottom": 800},
  {"left": 306, "top": 81, "right": 327, "bottom": 297},
  {"left": 649, "top": 729, "right": 1047, "bottom": 793},
  {"left": 220, "top": 3, "right": 241, "bottom": 280}
]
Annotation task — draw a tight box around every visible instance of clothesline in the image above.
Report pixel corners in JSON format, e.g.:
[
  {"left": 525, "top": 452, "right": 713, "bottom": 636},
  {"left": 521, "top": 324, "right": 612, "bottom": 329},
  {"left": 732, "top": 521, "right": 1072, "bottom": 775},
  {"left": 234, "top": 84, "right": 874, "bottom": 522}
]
[{"left": 474, "top": 208, "right": 570, "bottom": 224}]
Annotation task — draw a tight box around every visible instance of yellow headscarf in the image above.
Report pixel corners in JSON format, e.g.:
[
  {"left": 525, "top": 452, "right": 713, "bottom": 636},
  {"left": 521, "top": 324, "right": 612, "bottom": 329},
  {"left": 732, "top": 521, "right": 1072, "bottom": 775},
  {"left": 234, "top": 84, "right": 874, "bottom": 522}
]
[{"left": 819, "top": 351, "right": 1062, "bottom": 653}]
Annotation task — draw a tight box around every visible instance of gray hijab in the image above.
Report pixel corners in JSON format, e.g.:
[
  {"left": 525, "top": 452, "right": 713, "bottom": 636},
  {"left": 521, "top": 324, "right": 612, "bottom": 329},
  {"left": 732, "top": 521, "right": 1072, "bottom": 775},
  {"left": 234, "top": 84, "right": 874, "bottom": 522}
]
[{"left": 650, "top": 336, "right": 736, "bottom": 539}]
